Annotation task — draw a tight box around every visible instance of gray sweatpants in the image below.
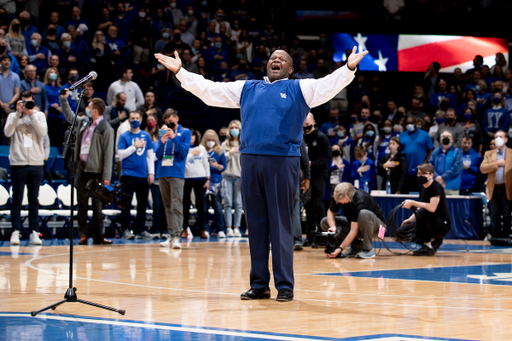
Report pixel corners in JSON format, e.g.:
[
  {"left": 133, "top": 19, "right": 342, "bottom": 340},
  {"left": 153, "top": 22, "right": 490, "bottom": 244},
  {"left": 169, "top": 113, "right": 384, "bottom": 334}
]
[
  {"left": 320, "top": 209, "right": 383, "bottom": 251},
  {"left": 159, "top": 177, "right": 185, "bottom": 238}
]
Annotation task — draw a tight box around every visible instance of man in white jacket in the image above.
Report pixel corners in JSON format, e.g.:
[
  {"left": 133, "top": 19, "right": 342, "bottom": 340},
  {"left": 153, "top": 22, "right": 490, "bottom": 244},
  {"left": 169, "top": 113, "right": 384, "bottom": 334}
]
[{"left": 5, "top": 91, "right": 48, "bottom": 245}]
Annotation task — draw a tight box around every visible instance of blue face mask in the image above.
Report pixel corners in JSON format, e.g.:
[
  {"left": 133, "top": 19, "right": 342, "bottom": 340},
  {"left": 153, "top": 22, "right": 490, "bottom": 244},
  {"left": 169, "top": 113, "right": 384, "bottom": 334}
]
[
  {"left": 85, "top": 108, "right": 91, "bottom": 118},
  {"left": 366, "top": 130, "right": 375, "bottom": 137},
  {"left": 215, "top": 42, "right": 222, "bottom": 49},
  {"left": 350, "top": 117, "right": 358, "bottom": 122},
  {"left": 191, "top": 47, "right": 197, "bottom": 54},
  {"left": 236, "top": 54, "right": 243, "bottom": 59},
  {"left": 49, "top": 73, "right": 58, "bottom": 81},
  {"left": 337, "top": 131, "right": 345, "bottom": 138},
  {"left": 230, "top": 128, "right": 239, "bottom": 137},
  {"left": 162, "top": 33, "right": 170, "bottom": 39},
  {"left": 63, "top": 41, "right": 71, "bottom": 48},
  {"left": 493, "top": 97, "right": 502, "bottom": 104},
  {"left": 361, "top": 116, "right": 369, "bottom": 122},
  {"left": 435, "top": 117, "right": 445, "bottom": 124},
  {"left": 130, "top": 120, "right": 141, "bottom": 128},
  {"left": 463, "top": 113, "right": 472, "bottom": 120}
]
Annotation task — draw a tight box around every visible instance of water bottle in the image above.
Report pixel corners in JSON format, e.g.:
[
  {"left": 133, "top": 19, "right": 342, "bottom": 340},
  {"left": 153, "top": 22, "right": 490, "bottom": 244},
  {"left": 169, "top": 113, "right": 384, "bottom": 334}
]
[
  {"left": 364, "top": 181, "right": 369, "bottom": 193},
  {"left": 386, "top": 180, "right": 391, "bottom": 194}
]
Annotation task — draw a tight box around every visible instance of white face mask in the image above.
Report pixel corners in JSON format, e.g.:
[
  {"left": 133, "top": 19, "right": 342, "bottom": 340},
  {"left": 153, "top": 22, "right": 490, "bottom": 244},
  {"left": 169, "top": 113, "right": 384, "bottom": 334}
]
[
  {"left": 206, "top": 141, "right": 215, "bottom": 148},
  {"left": 495, "top": 137, "right": 505, "bottom": 148}
]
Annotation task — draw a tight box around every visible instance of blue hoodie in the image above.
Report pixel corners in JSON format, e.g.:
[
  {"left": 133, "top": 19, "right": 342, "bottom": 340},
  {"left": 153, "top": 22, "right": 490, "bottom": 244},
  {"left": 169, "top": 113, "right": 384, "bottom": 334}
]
[
  {"left": 460, "top": 148, "right": 482, "bottom": 191},
  {"left": 155, "top": 125, "right": 191, "bottom": 179},
  {"left": 429, "top": 145, "right": 463, "bottom": 190}
]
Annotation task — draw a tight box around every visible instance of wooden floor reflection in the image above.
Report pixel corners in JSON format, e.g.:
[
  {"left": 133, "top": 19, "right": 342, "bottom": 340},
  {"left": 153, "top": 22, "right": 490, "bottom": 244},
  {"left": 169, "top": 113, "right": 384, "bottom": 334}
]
[{"left": 2, "top": 238, "right": 512, "bottom": 340}]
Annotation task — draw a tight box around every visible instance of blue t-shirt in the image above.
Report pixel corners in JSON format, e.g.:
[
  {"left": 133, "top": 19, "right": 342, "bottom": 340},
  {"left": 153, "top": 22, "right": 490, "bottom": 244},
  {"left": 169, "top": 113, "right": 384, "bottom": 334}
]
[
  {"left": 351, "top": 158, "right": 375, "bottom": 190},
  {"left": 399, "top": 129, "right": 434, "bottom": 176},
  {"left": 118, "top": 130, "right": 153, "bottom": 178}
]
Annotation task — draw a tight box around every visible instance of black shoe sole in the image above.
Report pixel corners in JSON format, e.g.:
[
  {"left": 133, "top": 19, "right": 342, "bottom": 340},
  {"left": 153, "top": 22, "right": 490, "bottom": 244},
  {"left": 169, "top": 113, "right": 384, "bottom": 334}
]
[
  {"left": 276, "top": 296, "right": 293, "bottom": 302},
  {"left": 240, "top": 294, "right": 271, "bottom": 300}
]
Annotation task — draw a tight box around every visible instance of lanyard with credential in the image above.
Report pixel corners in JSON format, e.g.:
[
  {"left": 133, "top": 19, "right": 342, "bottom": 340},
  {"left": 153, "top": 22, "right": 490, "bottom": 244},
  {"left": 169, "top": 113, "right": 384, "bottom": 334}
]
[{"left": 162, "top": 137, "right": 175, "bottom": 166}]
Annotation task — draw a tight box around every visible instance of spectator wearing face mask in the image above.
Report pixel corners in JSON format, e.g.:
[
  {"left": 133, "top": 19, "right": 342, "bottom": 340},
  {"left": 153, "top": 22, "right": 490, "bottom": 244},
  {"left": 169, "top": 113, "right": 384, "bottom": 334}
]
[
  {"left": 335, "top": 125, "right": 355, "bottom": 164},
  {"left": 378, "top": 136, "right": 408, "bottom": 194},
  {"left": 131, "top": 6, "right": 152, "bottom": 66},
  {"left": 351, "top": 145, "right": 375, "bottom": 191},
  {"left": 166, "top": 0, "right": 185, "bottom": 27},
  {"left": 457, "top": 89, "right": 477, "bottom": 117},
  {"left": 375, "top": 119, "right": 398, "bottom": 188},
  {"left": 205, "top": 36, "right": 229, "bottom": 74},
  {"left": 221, "top": 120, "right": 243, "bottom": 238},
  {"left": 429, "top": 131, "right": 463, "bottom": 196},
  {"left": 60, "top": 68, "right": 81, "bottom": 112},
  {"left": 356, "top": 125, "right": 378, "bottom": 162},
  {"left": 483, "top": 93, "right": 510, "bottom": 147},
  {"left": 27, "top": 33, "right": 51, "bottom": 72},
  {"left": 407, "top": 97, "right": 426, "bottom": 120},
  {"left": 319, "top": 108, "right": 341, "bottom": 145},
  {"left": 459, "top": 107, "right": 483, "bottom": 154},
  {"left": 433, "top": 108, "right": 464, "bottom": 148},
  {"left": 400, "top": 116, "right": 434, "bottom": 192},
  {"left": 460, "top": 135, "right": 483, "bottom": 195},
  {"left": 327, "top": 144, "right": 350, "bottom": 199},
  {"left": 349, "top": 109, "right": 364, "bottom": 140}
]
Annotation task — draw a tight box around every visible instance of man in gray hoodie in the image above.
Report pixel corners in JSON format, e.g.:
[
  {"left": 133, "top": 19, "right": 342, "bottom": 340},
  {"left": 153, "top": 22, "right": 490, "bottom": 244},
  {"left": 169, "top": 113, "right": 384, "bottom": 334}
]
[
  {"left": 60, "top": 89, "right": 114, "bottom": 245},
  {"left": 5, "top": 91, "right": 47, "bottom": 245}
]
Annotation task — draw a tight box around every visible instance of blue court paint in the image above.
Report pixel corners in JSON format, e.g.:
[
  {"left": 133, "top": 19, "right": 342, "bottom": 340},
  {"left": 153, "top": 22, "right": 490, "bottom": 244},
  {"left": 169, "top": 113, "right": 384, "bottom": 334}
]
[
  {"left": 314, "top": 263, "right": 512, "bottom": 286},
  {"left": 0, "top": 251, "right": 36, "bottom": 256},
  {"left": 0, "top": 313, "right": 476, "bottom": 341}
]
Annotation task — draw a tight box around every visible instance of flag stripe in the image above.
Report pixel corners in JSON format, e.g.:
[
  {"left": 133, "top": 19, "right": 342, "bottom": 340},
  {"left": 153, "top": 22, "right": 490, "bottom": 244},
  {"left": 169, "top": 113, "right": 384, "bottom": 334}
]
[{"left": 398, "top": 37, "right": 508, "bottom": 72}]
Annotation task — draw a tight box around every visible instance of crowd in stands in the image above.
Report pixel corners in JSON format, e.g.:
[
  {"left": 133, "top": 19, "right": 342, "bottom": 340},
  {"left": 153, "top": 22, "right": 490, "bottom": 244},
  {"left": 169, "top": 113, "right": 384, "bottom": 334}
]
[{"left": 1, "top": 0, "right": 511, "bottom": 245}]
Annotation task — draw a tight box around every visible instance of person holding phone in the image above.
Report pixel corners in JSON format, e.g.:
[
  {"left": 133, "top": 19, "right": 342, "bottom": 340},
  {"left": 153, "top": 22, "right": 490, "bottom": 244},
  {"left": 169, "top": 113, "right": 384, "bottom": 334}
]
[{"left": 155, "top": 46, "right": 367, "bottom": 301}]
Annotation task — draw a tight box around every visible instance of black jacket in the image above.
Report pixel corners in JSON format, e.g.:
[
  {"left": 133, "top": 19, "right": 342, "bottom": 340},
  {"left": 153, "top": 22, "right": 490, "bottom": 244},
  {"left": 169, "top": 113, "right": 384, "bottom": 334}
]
[
  {"left": 378, "top": 151, "right": 408, "bottom": 194},
  {"left": 304, "top": 129, "right": 331, "bottom": 179}
]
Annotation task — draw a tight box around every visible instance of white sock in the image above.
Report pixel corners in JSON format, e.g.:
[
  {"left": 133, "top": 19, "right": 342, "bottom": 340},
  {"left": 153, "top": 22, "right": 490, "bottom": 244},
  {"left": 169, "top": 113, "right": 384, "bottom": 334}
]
[{"left": 425, "top": 242, "right": 433, "bottom": 249}]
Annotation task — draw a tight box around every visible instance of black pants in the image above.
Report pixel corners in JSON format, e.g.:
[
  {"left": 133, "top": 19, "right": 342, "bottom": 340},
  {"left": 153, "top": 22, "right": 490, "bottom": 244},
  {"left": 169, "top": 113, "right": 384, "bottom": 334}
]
[
  {"left": 305, "top": 177, "right": 326, "bottom": 238},
  {"left": 489, "top": 186, "right": 512, "bottom": 238},
  {"left": 150, "top": 183, "right": 167, "bottom": 234},
  {"left": 10, "top": 165, "right": 44, "bottom": 233},
  {"left": 182, "top": 178, "right": 206, "bottom": 233},
  {"left": 398, "top": 208, "right": 450, "bottom": 244},
  {"left": 76, "top": 162, "right": 103, "bottom": 240},
  {"left": 121, "top": 175, "right": 150, "bottom": 234},
  {"left": 407, "top": 174, "right": 419, "bottom": 193}
]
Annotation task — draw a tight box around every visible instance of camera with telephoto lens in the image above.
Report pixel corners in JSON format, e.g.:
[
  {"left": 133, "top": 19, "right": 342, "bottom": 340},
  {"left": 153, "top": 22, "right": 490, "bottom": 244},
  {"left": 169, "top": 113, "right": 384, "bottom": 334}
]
[
  {"left": 85, "top": 180, "right": 132, "bottom": 209},
  {"left": 22, "top": 100, "right": 35, "bottom": 110}
]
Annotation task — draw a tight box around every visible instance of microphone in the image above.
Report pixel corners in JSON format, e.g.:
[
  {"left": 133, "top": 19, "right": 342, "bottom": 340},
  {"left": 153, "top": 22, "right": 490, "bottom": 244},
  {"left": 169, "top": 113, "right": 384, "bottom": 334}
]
[{"left": 69, "top": 71, "right": 98, "bottom": 91}]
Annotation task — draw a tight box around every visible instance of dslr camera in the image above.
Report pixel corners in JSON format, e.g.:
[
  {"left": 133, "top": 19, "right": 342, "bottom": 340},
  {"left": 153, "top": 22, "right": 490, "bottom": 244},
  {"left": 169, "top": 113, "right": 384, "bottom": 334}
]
[
  {"left": 22, "top": 100, "right": 35, "bottom": 110},
  {"left": 85, "top": 180, "right": 132, "bottom": 209}
]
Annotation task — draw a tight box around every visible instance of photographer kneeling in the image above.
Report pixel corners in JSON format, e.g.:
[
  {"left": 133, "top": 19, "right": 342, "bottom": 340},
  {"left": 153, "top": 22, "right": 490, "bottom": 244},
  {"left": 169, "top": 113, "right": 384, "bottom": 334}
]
[
  {"left": 323, "top": 182, "right": 385, "bottom": 259},
  {"left": 60, "top": 89, "right": 114, "bottom": 245},
  {"left": 397, "top": 163, "right": 451, "bottom": 256}
]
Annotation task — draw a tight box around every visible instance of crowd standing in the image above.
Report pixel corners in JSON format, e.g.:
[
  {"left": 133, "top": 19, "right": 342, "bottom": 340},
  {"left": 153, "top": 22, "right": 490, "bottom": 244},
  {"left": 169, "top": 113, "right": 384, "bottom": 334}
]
[{"left": 1, "top": 1, "right": 511, "bottom": 247}]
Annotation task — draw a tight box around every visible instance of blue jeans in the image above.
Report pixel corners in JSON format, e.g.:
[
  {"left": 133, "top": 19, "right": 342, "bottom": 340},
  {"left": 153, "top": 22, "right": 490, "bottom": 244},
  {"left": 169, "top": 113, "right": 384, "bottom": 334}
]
[
  {"left": 204, "top": 191, "right": 225, "bottom": 233},
  {"left": 10, "top": 165, "right": 44, "bottom": 233},
  {"left": 223, "top": 174, "right": 242, "bottom": 228}
]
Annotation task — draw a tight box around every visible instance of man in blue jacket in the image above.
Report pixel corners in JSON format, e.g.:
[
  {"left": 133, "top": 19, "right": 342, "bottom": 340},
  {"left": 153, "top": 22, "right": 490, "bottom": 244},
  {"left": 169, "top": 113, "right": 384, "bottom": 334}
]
[
  {"left": 157, "top": 109, "right": 191, "bottom": 249},
  {"left": 460, "top": 135, "right": 482, "bottom": 195},
  {"left": 155, "top": 46, "right": 367, "bottom": 302},
  {"left": 429, "top": 131, "right": 463, "bottom": 196}
]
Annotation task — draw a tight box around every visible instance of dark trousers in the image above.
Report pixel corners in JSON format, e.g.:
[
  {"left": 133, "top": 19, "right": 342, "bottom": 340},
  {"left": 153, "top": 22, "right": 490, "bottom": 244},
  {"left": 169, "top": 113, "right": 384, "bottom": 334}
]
[
  {"left": 120, "top": 175, "right": 150, "bottom": 234},
  {"left": 489, "top": 186, "right": 512, "bottom": 238},
  {"left": 150, "top": 183, "right": 166, "bottom": 234},
  {"left": 240, "top": 154, "right": 299, "bottom": 291},
  {"left": 76, "top": 161, "right": 103, "bottom": 240},
  {"left": 407, "top": 174, "right": 419, "bottom": 193},
  {"left": 204, "top": 192, "right": 225, "bottom": 233},
  {"left": 183, "top": 178, "right": 206, "bottom": 233},
  {"left": 305, "top": 176, "right": 326, "bottom": 238},
  {"left": 399, "top": 208, "right": 450, "bottom": 244},
  {"left": 10, "top": 165, "right": 44, "bottom": 232}
]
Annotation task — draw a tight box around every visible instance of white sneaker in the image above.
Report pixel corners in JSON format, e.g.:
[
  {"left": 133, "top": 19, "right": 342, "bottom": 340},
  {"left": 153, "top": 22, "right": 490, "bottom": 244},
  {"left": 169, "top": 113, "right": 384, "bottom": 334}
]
[
  {"left": 226, "top": 228, "right": 235, "bottom": 237},
  {"left": 218, "top": 231, "right": 226, "bottom": 238},
  {"left": 204, "top": 231, "right": 210, "bottom": 238},
  {"left": 136, "top": 231, "right": 158, "bottom": 240},
  {"left": 161, "top": 233, "right": 170, "bottom": 240},
  {"left": 123, "top": 230, "right": 135, "bottom": 240},
  {"left": 10, "top": 230, "right": 20, "bottom": 245},
  {"left": 160, "top": 239, "right": 170, "bottom": 247},
  {"left": 29, "top": 231, "right": 42, "bottom": 245},
  {"left": 233, "top": 227, "right": 242, "bottom": 237},
  {"left": 172, "top": 237, "right": 181, "bottom": 249}
]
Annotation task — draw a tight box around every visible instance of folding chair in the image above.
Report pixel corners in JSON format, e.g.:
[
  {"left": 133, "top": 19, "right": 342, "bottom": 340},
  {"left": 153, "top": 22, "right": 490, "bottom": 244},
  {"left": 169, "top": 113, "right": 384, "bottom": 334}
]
[
  {"left": 37, "top": 184, "right": 58, "bottom": 239},
  {"left": 54, "top": 184, "right": 79, "bottom": 239}
]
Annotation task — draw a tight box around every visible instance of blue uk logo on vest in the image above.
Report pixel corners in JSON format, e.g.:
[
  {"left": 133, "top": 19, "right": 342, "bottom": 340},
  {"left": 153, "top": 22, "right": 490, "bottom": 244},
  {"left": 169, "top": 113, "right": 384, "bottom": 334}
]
[{"left": 314, "top": 263, "right": 512, "bottom": 286}]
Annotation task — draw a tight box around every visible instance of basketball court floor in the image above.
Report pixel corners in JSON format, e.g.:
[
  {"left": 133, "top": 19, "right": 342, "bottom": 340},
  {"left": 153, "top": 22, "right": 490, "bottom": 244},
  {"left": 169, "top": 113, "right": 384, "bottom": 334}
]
[{"left": 1, "top": 237, "right": 512, "bottom": 341}]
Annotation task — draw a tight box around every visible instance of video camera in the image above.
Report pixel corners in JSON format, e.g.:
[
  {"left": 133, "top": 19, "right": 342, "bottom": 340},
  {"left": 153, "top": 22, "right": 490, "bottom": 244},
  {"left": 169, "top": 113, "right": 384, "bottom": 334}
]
[
  {"left": 321, "top": 231, "right": 342, "bottom": 255},
  {"left": 85, "top": 180, "right": 132, "bottom": 209}
]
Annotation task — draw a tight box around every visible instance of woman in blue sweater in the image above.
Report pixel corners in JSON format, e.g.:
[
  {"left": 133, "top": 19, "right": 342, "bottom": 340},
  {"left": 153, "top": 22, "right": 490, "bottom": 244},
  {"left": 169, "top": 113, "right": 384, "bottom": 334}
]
[{"left": 202, "top": 130, "right": 227, "bottom": 238}]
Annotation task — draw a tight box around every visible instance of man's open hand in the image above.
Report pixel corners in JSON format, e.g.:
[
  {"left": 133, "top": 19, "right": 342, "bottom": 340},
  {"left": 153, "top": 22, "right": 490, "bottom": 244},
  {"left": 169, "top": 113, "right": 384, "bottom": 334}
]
[
  {"left": 155, "top": 51, "right": 182, "bottom": 74},
  {"left": 347, "top": 46, "right": 369, "bottom": 70}
]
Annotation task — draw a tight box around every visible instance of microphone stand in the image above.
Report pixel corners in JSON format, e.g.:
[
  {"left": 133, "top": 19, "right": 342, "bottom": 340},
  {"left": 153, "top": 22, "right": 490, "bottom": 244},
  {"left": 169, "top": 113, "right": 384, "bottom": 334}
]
[{"left": 31, "top": 89, "right": 125, "bottom": 316}]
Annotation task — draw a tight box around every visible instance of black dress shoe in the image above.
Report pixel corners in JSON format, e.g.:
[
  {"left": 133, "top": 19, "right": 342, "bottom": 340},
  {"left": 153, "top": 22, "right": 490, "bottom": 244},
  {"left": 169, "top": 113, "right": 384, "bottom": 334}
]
[
  {"left": 276, "top": 288, "right": 293, "bottom": 302},
  {"left": 413, "top": 245, "right": 435, "bottom": 256},
  {"left": 93, "top": 237, "right": 113, "bottom": 245},
  {"left": 432, "top": 238, "right": 443, "bottom": 253},
  {"left": 240, "top": 287, "right": 271, "bottom": 300}
]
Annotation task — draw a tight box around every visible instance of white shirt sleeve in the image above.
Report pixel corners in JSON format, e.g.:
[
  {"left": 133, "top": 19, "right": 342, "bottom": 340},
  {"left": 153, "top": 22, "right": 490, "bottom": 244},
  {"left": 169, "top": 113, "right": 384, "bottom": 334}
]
[
  {"left": 299, "top": 65, "right": 356, "bottom": 109},
  {"left": 147, "top": 149, "right": 155, "bottom": 175},
  {"left": 175, "top": 68, "right": 245, "bottom": 108},
  {"left": 118, "top": 145, "right": 136, "bottom": 160}
]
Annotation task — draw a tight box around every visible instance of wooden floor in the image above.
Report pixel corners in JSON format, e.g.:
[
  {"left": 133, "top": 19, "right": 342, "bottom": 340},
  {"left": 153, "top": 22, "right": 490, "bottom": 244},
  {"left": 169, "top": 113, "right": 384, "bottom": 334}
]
[{"left": 1, "top": 237, "right": 512, "bottom": 340}]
